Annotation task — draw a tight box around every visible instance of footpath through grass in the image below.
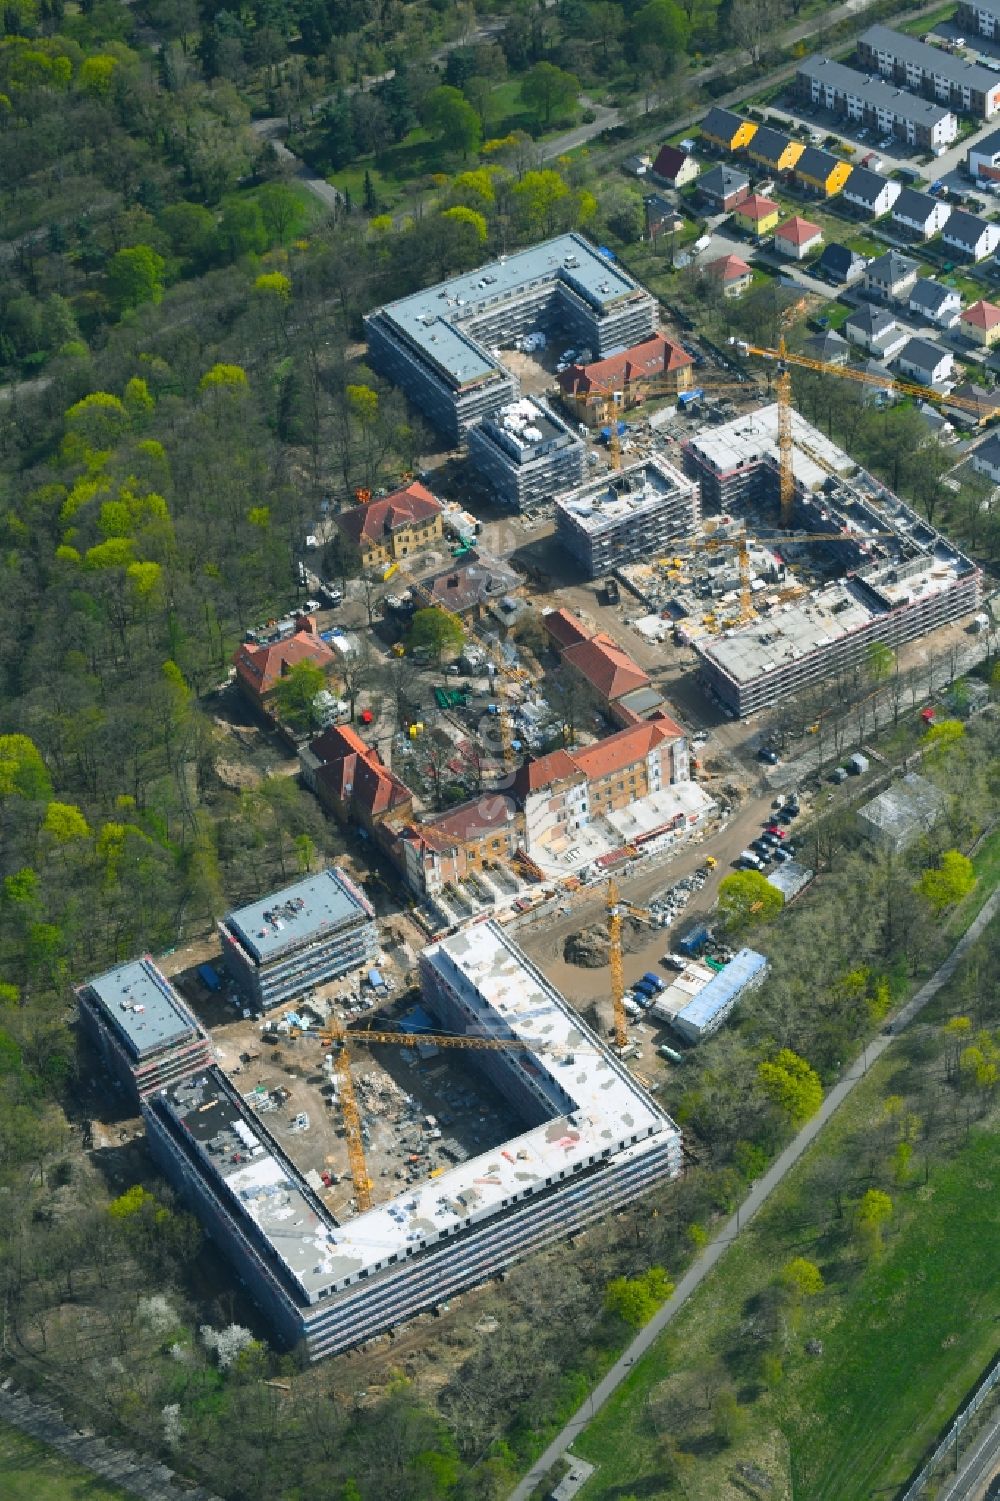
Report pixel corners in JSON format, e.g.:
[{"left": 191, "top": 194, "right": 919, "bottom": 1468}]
[
  {"left": 574, "top": 912, "right": 1000, "bottom": 1501},
  {"left": 0, "top": 1419, "right": 132, "bottom": 1500}
]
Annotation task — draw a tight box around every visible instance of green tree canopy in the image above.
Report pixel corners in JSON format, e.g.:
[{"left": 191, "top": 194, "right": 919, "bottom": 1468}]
[
  {"left": 916, "top": 849, "right": 975, "bottom": 913},
  {"left": 199, "top": 362, "right": 248, "bottom": 391},
  {"left": 42, "top": 801, "right": 91, "bottom": 843},
  {"left": 106, "top": 244, "right": 166, "bottom": 314},
  {"left": 923, "top": 717, "right": 965, "bottom": 757},
  {"left": 959, "top": 1031, "right": 999, "bottom": 1090},
  {"left": 629, "top": 0, "right": 690, "bottom": 58},
  {"left": 422, "top": 85, "right": 481, "bottom": 158},
  {"left": 441, "top": 204, "right": 488, "bottom": 244},
  {"left": 408, "top": 607, "right": 464, "bottom": 663},
  {"left": 758, "top": 1048, "right": 822, "bottom": 1127},
  {"left": 0, "top": 735, "right": 52, "bottom": 801},
  {"left": 780, "top": 1256, "right": 824, "bottom": 1298},
  {"left": 159, "top": 201, "right": 217, "bottom": 267},
  {"left": 856, "top": 1187, "right": 893, "bottom": 1256},
  {"left": 217, "top": 199, "right": 267, "bottom": 261},
  {"left": 603, "top": 1266, "right": 674, "bottom": 1328},
  {"left": 270, "top": 659, "right": 329, "bottom": 732},
  {"left": 866, "top": 640, "right": 895, "bottom": 682},
  {"left": 254, "top": 271, "right": 292, "bottom": 300},
  {"left": 718, "top": 869, "right": 784, "bottom": 930},
  {"left": 520, "top": 61, "right": 580, "bottom": 126}
]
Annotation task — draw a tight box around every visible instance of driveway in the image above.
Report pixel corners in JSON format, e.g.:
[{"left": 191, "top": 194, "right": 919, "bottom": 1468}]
[{"left": 508, "top": 883, "right": 1000, "bottom": 1500}]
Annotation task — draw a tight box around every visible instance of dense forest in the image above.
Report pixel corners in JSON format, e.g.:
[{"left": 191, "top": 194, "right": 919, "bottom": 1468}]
[{"left": 2, "top": 0, "right": 1000, "bottom": 1497}]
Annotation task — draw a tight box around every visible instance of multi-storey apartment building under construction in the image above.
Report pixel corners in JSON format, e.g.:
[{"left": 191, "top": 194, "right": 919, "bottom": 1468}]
[
  {"left": 555, "top": 456, "right": 701, "bottom": 578},
  {"left": 141, "top": 922, "right": 682, "bottom": 1361},
  {"left": 364, "top": 233, "right": 656, "bottom": 443},
  {"left": 683, "top": 404, "right": 982, "bottom": 716},
  {"left": 218, "top": 868, "right": 378, "bottom": 1012},
  {"left": 76, "top": 957, "right": 212, "bottom": 1105}
]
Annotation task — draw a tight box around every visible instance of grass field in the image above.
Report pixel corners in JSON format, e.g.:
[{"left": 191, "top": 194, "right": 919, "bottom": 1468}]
[
  {"left": 0, "top": 1420, "right": 132, "bottom": 1500},
  {"left": 574, "top": 922, "right": 1000, "bottom": 1501},
  {"left": 897, "top": 3, "right": 958, "bottom": 34}
]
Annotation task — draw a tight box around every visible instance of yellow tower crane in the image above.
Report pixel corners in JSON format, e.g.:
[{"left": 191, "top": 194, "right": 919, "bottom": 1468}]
[
  {"left": 318, "top": 1023, "right": 600, "bottom": 1211},
  {"left": 606, "top": 876, "right": 656, "bottom": 1052},
  {"left": 729, "top": 336, "right": 994, "bottom": 526},
  {"left": 324, "top": 1019, "right": 374, "bottom": 1212}
]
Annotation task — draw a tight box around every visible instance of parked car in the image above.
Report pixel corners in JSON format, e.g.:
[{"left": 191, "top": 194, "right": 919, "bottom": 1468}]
[{"left": 758, "top": 747, "right": 779, "bottom": 764}]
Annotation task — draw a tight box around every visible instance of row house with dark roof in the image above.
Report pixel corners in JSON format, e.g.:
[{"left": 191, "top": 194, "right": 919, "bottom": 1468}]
[
  {"left": 700, "top": 107, "right": 757, "bottom": 153},
  {"left": 942, "top": 209, "right": 1000, "bottom": 262},
  {"left": 857, "top": 24, "right": 1000, "bottom": 119}
]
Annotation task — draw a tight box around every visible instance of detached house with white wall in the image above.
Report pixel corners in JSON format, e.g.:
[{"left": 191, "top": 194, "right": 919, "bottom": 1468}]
[
  {"left": 895, "top": 336, "right": 954, "bottom": 386},
  {"left": 908, "top": 278, "right": 962, "bottom": 329}
]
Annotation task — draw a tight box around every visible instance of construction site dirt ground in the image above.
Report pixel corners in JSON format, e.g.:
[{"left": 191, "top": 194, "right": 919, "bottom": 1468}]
[{"left": 157, "top": 991, "right": 531, "bottom": 1222}]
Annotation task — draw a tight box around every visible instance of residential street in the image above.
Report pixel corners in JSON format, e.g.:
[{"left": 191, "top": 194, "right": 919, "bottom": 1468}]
[
  {"left": 250, "top": 0, "right": 914, "bottom": 209},
  {"left": 508, "top": 884, "right": 1000, "bottom": 1501}
]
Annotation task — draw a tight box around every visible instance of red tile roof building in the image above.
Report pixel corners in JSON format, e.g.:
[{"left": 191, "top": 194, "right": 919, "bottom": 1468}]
[
  {"left": 542, "top": 607, "right": 593, "bottom": 653},
  {"left": 402, "top": 796, "right": 522, "bottom": 896},
  {"left": 961, "top": 299, "right": 1000, "bottom": 346},
  {"left": 515, "top": 713, "right": 690, "bottom": 856},
  {"left": 557, "top": 335, "right": 694, "bottom": 423},
  {"left": 545, "top": 612, "right": 657, "bottom": 721},
  {"left": 300, "top": 724, "right": 413, "bottom": 861},
  {"left": 335, "top": 481, "right": 443, "bottom": 570},
  {"left": 705, "top": 253, "right": 752, "bottom": 296},
  {"left": 561, "top": 633, "right": 651, "bottom": 705},
  {"left": 774, "top": 215, "right": 822, "bottom": 259},
  {"left": 234, "top": 618, "right": 336, "bottom": 715}
]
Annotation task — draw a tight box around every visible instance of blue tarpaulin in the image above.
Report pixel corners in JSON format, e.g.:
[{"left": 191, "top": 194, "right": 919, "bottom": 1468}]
[
  {"left": 368, "top": 967, "right": 387, "bottom": 990},
  {"left": 398, "top": 1005, "right": 435, "bottom": 1034},
  {"left": 197, "top": 964, "right": 222, "bottom": 992}
]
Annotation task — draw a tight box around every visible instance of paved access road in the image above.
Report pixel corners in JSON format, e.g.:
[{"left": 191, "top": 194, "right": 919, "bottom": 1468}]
[
  {"left": 250, "top": 0, "right": 901, "bottom": 212},
  {"left": 508, "top": 885, "right": 1000, "bottom": 1501}
]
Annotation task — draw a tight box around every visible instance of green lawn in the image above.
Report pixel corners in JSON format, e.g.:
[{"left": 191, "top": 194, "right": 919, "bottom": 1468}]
[
  {"left": 0, "top": 1421, "right": 132, "bottom": 1500},
  {"left": 897, "top": 2, "right": 957, "bottom": 34},
  {"left": 844, "top": 233, "right": 885, "bottom": 258},
  {"left": 574, "top": 933, "right": 1000, "bottom": 1501}
]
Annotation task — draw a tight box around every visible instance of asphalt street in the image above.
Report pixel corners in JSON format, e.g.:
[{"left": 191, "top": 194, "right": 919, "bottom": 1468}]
[{"left": 508, "top": 885, "right": 1000, "bottom": 1501}]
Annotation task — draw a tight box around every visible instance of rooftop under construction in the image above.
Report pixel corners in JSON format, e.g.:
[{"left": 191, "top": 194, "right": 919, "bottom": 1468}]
[
  {"left": 140, "top": 921, "right": 682, "bottom": 1360},
  {"left": 671, "top": 403, "right": 982, "bottom": 716}
]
